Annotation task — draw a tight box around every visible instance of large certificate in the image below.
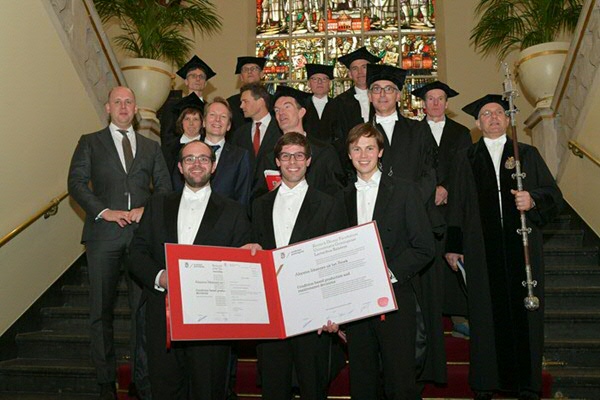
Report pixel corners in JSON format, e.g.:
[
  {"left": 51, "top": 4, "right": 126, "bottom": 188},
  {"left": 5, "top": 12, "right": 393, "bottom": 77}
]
[{"left": 165, "top": 222, "right": 397, "bottom": 340}]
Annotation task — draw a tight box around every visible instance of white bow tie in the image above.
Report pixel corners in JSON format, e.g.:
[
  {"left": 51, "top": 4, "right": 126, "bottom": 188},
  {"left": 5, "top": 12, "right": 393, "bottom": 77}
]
[
  {"left": 355, "top": 180, "right": 378, "bottom": 191},
  {"left": 376, "top": 114, "right": 398, "bottom": 124}
]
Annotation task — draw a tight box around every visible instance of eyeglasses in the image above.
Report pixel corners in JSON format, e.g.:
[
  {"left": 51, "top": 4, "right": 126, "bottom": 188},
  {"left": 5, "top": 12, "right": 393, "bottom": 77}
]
[
  {"left": 370, "top": 85, "right": 398, "bottom": 94},
  {"left": 186, "top": 73, "right": 206, "bottom": 80},
  {"left": 241, "top": 66, "right": 261, "bottom": 73},
  {"left": 479, "top": 109, "right": 506, "bottom": 118},
  {"left": 278, "top": 152, "right": 308, "bottom": 161},
  {"left": 181, "top": 155, "right": 212, "bottom": 165},
  {"left": 309, "top": 76, "right": 330, "bottom": 83}
]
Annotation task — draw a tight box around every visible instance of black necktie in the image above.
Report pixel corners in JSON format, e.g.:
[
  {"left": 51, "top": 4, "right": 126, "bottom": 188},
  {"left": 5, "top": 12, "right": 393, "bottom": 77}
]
[
  {"left": 210, "top": 144, "right": 221, "bottom": 154},
  {"left": 118, "top": 129, "right": 133, "bottom": 172}
]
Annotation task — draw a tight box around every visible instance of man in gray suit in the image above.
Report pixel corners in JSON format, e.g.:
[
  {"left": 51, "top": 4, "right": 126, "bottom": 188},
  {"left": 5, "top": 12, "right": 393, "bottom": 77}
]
[{"left": 68, "top": 86, "right": 171, "bottom": 399}]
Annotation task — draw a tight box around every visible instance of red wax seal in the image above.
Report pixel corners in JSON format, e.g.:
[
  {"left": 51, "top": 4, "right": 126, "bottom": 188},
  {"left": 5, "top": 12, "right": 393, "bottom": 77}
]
[{"left": 377, "top": 297, "right": 389, "bottom": 307}]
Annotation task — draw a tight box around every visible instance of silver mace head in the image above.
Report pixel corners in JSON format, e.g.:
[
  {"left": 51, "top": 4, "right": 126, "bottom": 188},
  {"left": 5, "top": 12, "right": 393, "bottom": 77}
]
[{"left": 524, "top": 296, "right": 540, "bottom": 311}]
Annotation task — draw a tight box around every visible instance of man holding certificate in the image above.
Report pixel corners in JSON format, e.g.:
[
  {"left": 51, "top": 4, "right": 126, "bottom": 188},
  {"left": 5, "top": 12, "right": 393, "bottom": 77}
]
[
  {"left": 128, "top": 140, "right": 251, "bottom": 399},
  {"left": 245, "top": 132, "right": 346, "bottom": 400},
  {"left": 336, "top": 123, "right": 435, "bottom": 400}
]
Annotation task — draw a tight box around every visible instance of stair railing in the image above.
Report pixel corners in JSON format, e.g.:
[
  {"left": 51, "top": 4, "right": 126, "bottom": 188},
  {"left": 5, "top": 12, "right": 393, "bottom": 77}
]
[
  {"left": 0, "top": 192, "right": 69, "bottom": 248},
  {"left": 568, "top": 140, "right": 600, "bottom": 168}
]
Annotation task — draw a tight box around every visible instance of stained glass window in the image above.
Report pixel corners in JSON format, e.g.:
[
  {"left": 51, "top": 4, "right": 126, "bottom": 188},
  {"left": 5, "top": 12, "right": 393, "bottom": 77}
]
[{"left": 256, "top": 0, "right": 437, "bottom": 118}]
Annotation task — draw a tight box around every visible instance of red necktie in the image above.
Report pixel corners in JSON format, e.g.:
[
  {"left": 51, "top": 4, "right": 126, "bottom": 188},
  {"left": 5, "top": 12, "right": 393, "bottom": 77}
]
[{"left": 253, "top": 122, "right": 262, "bottom": 156}]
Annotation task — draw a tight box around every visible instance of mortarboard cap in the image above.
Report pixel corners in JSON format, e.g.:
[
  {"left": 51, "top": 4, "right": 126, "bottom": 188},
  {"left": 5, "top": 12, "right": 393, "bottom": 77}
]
[
  {"left": 366, "top": 64, "right": 408, "bottom": 90},
  {"left": 305, "top": 64, "right": 334, "bottom": 79},
  {"left": 462, "top": 94, "right": 509, "bottom": 119},
  {"left": 176, "top": 55, "right": 216, "bottom": 80},
  {"left": 235, "top": 56, "right": 267, "bottom": 74},
  {"left": 338, "top": 46, "right": 381, "bottom": 68},
  {"left": 273, "top": 85, "right": 311, "bottom": 108},
  {"left": 172, "top": 92, "right": 204, "bottom": 116},
  {"left": 411, "top": 81, "right": 459, "bottom": 100}
]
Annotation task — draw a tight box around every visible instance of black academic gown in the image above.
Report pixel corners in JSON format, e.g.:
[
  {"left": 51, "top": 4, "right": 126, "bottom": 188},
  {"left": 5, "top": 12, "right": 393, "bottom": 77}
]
[
  {"left": 445, "top": 137, "right": 563, "bottom": 394},
  {"left": 128, "top": 190, "right": 251, "bottom": 399},
  {"left": 251, "top": 185, "right": 346, "bottom": 400},
  {"left": 253, "top": 134, "right": 346, "bottom": 200},
  {"left": 374, "top": 113, "right": 447, "bottom": 384},
  {"left": 428, "top": 117, "right": 473, "bottom": 317},
  {"left": 338, "top": 174, "right": 435, "bottom": 400},
  {"left": 304, "top": 96, "right": 333, "bottom": 143}
]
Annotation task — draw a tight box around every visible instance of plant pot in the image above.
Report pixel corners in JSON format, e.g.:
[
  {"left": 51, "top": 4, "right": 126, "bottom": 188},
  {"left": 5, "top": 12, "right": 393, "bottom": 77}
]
[
  {"left": 121, "top": 58, "right": 174, "bottom": 122},
  {"left": 516, "top": 42, "right": 570, "bottom": 108}
]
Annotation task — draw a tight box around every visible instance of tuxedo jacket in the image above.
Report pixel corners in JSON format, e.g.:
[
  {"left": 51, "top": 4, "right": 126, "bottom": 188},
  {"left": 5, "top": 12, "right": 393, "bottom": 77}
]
[
  {"left": 68, "top": 127, "right": 172, "bottom": 242},
  {"left": 338, "top": 175, "right": 435, "bottom": 285},
  {"left": 253, "top": 135, "right": 346, "bottom": 200},
  {"left": 210, "top": 141, "right": 252, "bottom": 206},
  {"left": 251, "top": 185, "right": 346, "bottom": 250},
  {"left": 128, "top": 190, "right": 251, "bottom": 337}
]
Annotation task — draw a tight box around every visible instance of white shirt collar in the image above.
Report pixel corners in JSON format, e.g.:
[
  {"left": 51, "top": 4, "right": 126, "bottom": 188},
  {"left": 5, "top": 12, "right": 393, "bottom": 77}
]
[
  {"left": 376, "top": 113, "right": 399, "bottom": 124},
  {"left": 182, "top": 184, "right": 211, "bottom": 201},
  {"left": 277, "top": 179, "right": 308, "bottom": 196}
]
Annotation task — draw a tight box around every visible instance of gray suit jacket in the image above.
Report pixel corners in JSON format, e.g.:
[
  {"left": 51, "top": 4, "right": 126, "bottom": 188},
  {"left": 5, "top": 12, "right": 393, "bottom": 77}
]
[{"left": 68, "top": 126, "right": 172, "bottom": 242}]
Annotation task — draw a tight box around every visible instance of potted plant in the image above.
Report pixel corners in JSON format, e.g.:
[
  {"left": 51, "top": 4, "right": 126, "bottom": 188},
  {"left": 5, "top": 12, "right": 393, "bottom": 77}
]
[
  {"left": 94, "top": 0, "right": 222, "bottom": 121},
  {"left": 470, "top": 0, "right": 582, "bottom": 107}
]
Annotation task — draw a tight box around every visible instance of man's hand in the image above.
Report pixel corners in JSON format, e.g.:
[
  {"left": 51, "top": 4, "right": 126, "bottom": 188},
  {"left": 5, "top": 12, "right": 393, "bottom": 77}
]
[
  {"left": 511, "top": 190, "right": 534, "bottom": 211},
  {"left": 128, "top": 207, "right": 145, "bottom": 223},
  {"left": 435, "top": 185, "right": 449, "bottom": 206},
  {"left": 241, "top": 243, "right": 263, "bottom": 256},
  {"left": 158, "top": 270, "right": 168, "bottom": 290},
  {"left": 102, "top": 209, "right": 131, "bottom": 228},
  {"left": 444, "top": 252, "right": 464, "bottom": 272},
  {"left": 318, "top": 320, "right": 339, "bottom": 335}
]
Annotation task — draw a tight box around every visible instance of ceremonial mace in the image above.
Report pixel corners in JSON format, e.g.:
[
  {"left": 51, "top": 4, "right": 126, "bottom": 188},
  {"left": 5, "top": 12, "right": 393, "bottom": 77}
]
[{"left": 502, "top": 62, "right": 540, "bottom": 311}]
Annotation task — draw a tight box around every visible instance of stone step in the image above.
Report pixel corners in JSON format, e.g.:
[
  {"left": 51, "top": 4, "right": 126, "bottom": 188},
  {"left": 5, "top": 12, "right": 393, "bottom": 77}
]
[
  {"left": 545, "top": 214, "right": 572, "bottom": 230},
  {"left": 40, "top": 307, "right": 131, "bottom": 332},
  {"left": 15, "top": 331, "right": 131, "bottom": 361},
  {"left": 0, "top": 358, "right": 98, "bottom": 395},
  {"left": 546, "top": 366, "right": 600, "bottom": 400},
  {"left": 542, "top": 229, "right": 584, "bottom": 248},
  {"left": 61, "top": 284, "right": 129, "bottom": 308},
  {"left": 545, "top": 286, "right": 600, "bottom": 310},
  {"left": 543, "top": 246, "right": 599, "bottom": 266},
  {"left": 545, "top": 339, "right": 600, "bottom": 369},
  {"left": 545, "top": 310, "right": 600, "bottom": 339},
  {"left": 545, "top": 265, "right": 600, "bottom": 287}
]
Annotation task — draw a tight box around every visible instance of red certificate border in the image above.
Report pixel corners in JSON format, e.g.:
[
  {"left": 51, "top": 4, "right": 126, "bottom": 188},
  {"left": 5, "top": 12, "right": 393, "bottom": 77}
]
[{"left": 165, "top": 244, "right": 285, "bottom": 340}]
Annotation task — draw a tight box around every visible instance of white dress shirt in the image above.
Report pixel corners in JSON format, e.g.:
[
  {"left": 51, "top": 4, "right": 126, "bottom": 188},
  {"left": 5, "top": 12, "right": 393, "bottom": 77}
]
[
  {"left": 109, "top": 123, "right": 137, "bottom": 171},
  {"left": 375, "top": 113, "right": 399, "bottom": 144},
  {"left": 155, "top": 184, "right": 212, "bottom": 291},
  {"left": 483, "top": 134, "right": 507, "bottom": 220},
  {"left": 273, "top": 180, "right": 309, "bottom": 248},
  {"left": 355, "top": 170, "right": 381, "bottom": 225},
  {"left": 427, "top": 117, "right": 446, "bottom": 146},
  {"left": 354, "top": 87, "right": 370, "bottom": 123},
  {"left": 204, "top": 137, "right": 226, "bottom": 164},
  {"left": 354, "top": 170, "right": 397, "bottom": 283},
  {"left": 312, "top": 95, "right": 328, "bottom": 119},
  {"left": 254, "top": 113, "right": 272, "bottom": 145}
]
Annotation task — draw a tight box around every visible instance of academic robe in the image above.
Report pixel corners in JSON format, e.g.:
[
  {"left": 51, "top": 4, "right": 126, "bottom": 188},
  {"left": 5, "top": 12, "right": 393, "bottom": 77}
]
[
  {"left": 303, "top": 96, "right": 333, "bottom": 143},
  {"left": 253, "top": 135, "right": 346, "bottom": 199},
  {"left": 427, "top": 117, "right": 473, "bottom": 317},
  {"left": 338, "top": 174, "right": 435, "bottom": 400},
  {"left": 374, "top": 113, "right": 447, "bottom": 383},
  {"left": 445, "top": 137, "right": 563, "bottom": 393}
]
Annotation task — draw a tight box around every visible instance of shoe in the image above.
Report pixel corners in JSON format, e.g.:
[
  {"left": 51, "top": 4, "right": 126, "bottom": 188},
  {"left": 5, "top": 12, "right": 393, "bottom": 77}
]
[
  {"left": 99, "top": 382, "right": 117, "bottom": 400},
  {"left": 518, "top": 390, "right": 540, "bottom": 400},
  {"left": 451, "top": 322, "right": 470, "bottom": 339},
  {"left": 474, "top": 391, "right": 494, "bottom": 400}
]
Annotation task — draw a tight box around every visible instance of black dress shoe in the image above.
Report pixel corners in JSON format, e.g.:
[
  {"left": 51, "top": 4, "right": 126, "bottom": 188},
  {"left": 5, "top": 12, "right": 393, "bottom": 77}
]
[
  {"left": 474, "top": 391, "right": 494, "bottom": 400},
  {"left": 518, "top": 390, "right": 540, "bottom": 400},
  {"left": 99, "top": 382, "right": 117, "bottom": 400}
]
